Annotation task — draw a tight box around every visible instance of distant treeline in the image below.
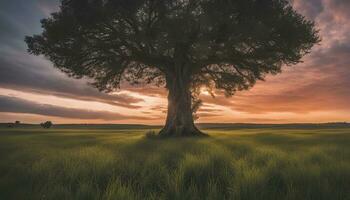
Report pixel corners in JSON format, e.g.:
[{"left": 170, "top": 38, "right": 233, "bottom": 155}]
[
  {"left": 0, "top": 123, "right": 158, "bottom": 129},
  {"left": 197, "top": 123, "right": 350, "bottom": 130},
  {"left": 0, "top": 123, "right": 349, "bottom": 129}
]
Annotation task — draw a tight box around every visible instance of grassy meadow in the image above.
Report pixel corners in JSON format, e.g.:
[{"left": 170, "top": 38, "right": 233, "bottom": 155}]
[{"left": 0, "top": 124, "right": 349, "bottom": 200}]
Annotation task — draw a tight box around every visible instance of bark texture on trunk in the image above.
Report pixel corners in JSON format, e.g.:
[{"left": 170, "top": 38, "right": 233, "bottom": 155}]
[{"left": 159, "top": 65, "right": 205, "bottom": 137}]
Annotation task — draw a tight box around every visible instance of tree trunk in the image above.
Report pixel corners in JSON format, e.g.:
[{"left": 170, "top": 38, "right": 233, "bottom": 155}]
[{"left": 159, "top": 67, "right": 205, "bottom": 137}]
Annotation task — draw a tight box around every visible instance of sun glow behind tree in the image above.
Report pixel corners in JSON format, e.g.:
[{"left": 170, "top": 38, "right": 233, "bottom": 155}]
[{"left": 25, "top": 0, "right": 319, "bottom": 136}]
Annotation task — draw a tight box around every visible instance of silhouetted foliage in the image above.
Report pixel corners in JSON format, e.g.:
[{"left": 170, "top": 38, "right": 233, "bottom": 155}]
[
  {"left": 26, "top": 0, "right": 319, "bottom": 136},
  {"left": 40, "top": 121, "right": 53, "bottom": 129}
]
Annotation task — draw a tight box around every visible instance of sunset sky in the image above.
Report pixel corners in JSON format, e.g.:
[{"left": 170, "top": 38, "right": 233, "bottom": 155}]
[{"left": 0, "top": 0, "right": 349, "bottom": 124}]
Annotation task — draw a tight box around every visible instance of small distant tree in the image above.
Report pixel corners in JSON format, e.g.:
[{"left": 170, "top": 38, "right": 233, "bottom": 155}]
[
  {"left": 26, "top": 0, "right": 319, "bottom": 137},
  {"left": 41, "top": 121, "right": 53, "bottom": 129},
  {"left": 15, "top": 121, "right": 21, "bottom": 126}
]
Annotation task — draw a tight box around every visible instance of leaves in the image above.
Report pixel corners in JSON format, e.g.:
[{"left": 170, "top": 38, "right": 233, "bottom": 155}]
[{"left": 26, "top": 0, "right": 319, "bottom": 95}]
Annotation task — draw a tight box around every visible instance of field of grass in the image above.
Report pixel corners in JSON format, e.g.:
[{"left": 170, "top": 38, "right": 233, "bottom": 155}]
[{"left": 0, "top": 125, "right": 349, "bottom": 200}]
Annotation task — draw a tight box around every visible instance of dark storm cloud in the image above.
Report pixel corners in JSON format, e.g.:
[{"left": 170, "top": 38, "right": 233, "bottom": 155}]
[
  {"left": 0, "top": 0, "right": 55, "bottom": 49},
  {"left": 0, "top": 52, "right": 143, "bottom": 108},
  {"left": 0, "top": 95, "right": 149, "bottom": 121},
  {"left": 0, "top": 13, "right": 23, "bottom": 47},
  {"left": 0, "top": 0, "right": 143, "bottom": 108}
]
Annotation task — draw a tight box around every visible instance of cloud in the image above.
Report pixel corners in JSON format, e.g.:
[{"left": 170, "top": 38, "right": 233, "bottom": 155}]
[
  {"left": 292, "top": 0, "right": 324, "bottom": 20},
  {"left": 227, "top": 41, "right": 350, "bottom": 114},
  {"left": 0, "top": 0, "right": 144, "bottom": 109},
  {"left": 191, "top": 0, "right": 350, "bottom": 115},
  {"left": 0, "top": 95, "right": 150, "bottom": 121},
  {"left": 36, "top": 0, "right": 60, "bottom": 16},
  {"left": 100, "top": 0, "right": 350, "bottom": 119},
  {"left": 0, "top": 49, "right": 144, "bottom": 108}
]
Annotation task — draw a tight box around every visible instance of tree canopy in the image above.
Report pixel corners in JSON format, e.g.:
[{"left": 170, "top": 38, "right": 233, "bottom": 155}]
[{"left": 26, "top": 0, "right": 319, "bottom": 136}]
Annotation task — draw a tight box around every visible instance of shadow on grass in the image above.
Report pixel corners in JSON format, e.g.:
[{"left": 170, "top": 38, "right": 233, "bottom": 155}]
[{"left": 0, "top": 128, "right": 349, "bottom": 200}]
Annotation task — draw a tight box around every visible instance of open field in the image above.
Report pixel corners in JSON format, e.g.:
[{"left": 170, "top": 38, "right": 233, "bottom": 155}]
[{"left": 0, "top": 124, "right": 349, "bottom": 200}]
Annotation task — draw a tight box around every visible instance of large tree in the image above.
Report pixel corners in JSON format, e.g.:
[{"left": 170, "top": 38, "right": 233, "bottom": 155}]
[{"left": 26, "top": 0, "right": 319, "bottom": 137}]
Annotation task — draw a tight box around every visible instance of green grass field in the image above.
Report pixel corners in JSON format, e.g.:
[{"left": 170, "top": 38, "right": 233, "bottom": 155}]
[{"left": 0, "top": 125, "right": 349, "bottom": 200}]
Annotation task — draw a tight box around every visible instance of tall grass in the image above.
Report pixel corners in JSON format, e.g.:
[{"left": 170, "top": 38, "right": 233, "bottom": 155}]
[{"left": 0, "top": 127, "right": 349, "bottom": 199}]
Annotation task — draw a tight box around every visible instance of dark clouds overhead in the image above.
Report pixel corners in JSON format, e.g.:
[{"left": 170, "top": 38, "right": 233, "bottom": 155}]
[
  {"left": 0, "top": 51, "right": 143, "bottom": 108},
  {"left": 0, "top": 0, "right": 143, "bottom": 109}
]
